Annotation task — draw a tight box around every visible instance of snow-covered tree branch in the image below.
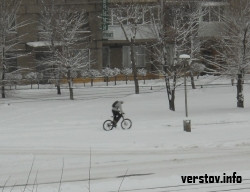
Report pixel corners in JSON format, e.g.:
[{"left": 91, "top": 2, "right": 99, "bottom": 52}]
[
  {"left": 148, "top": 0, "right": 204, "bottom": 111},
  {"left": 111, "top": 1, "right": 154, "bottom": 94},
  {"left": 0, "top": 0, "right": 30, "bottom": 98},
  {"left": 209, "top": 0, "right": 250, "bottom": 108},
  {"left": 39, "top": 0, "right": 91, "bottom": 99}
]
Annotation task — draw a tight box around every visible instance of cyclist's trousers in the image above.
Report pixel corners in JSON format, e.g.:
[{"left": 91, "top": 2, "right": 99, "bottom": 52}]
[{"left": 112, "top": 110, "right": 122, "bottom": 123}]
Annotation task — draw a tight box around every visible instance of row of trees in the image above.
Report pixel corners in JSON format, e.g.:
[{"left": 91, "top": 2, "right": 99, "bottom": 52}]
[
  {"left": 1, "top": 0, "right": 250, "bottom": 111},
  {"left": 111, "top": 0, "right": 207, "bottom": 111},
  {"left": 112, "top": 0, "right": 250, "bottom": 111},
  {"left": 38, "top": 0, "right": 91, "bottom": 99},
  {"left": 3, "top": 67, "right": 147, "bottom": 87}
]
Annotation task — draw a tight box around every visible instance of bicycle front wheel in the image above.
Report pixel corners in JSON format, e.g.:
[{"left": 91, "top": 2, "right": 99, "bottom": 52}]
[
  {"left": 103, "top": 120, "right": 114, "bottom": 131},
  {"left": 121, "top": 119, "right": 132, "bottom": 130}
]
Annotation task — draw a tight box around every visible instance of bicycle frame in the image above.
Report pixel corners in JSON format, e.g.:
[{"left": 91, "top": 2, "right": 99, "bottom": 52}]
[{"left": 104, "top": 114, "right": 132, "bottom": 131}]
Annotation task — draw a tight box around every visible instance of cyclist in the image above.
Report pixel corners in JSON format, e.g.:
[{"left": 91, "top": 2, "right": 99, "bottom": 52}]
[{"left": 112, "top": 100, "right": 124, "bottom": 127}]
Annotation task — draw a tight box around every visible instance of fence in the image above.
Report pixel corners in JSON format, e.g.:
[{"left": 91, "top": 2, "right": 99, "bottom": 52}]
[{"left": 1, "top": 73, "right": 164, "bottom": 89}]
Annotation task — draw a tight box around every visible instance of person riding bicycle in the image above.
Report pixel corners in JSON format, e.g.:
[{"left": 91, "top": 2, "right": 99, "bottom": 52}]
[{"left": 112, "top": 100, "right": 124, "bottom": 127}]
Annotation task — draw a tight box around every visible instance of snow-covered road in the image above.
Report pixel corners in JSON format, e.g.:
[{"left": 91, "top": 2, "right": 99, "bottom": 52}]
[
  {"left": 1, "top": 78, "right": 250, "bottom": 192},
  {"left": 0, "top": 147, "right": 250, "bottom": 191}
]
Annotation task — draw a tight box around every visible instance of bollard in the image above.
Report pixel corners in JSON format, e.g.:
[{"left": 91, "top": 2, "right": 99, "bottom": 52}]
[{"left": 183, "top": 120, "right": 191, "bottom": 132}]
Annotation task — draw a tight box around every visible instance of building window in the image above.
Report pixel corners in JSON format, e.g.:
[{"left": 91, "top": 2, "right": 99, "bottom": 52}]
[
  {"left": 102, "top": 46, "right": 110, "bottom": 68},
  {"left": 135, "top": 46, "right": 146, "bottom": 68},
  {"left": 122, "top": 46, "right": 146, "bottom": 68},
  {"left": 123, "top": 46, "right": 131, "bottom": 68}
]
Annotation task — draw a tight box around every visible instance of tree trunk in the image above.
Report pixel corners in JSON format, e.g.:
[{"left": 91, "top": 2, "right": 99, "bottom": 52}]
[
  {"left": 190, "top": 72, "right": 196, "bottom": 89},
  {"left": 1, "top": 71, "right": 5, "bottom": 98},
  {"left": 165, "top": 77, "right": 175, "bottom": 111},
  {"left": 1, "top": 48, "right": 6, "bottom": 98},
  {"left": 69, "top": 86, "right": 73, "bottom": 100},
  {"left": 237, "top": 73, "right": 244, "bottom": 108},
  {"left": 169, "top": 90, "right": 175, "bottom": 111},
  {"left": 67, "top": 69, "right": 74, "bottom": 100},
  {"left": 130, "top": 41, "right": 139, "bottom": 94},
  {"left": 231, "top": 78, "right": 234, "bottom": 86},
  {"left": 57, "top": 85, "right": 61, "bottom": 95},
  {"left": 56, "top": 79, "right": 61, "bottom": 95},
  {"left": 1, "top": 85, "right": 5, "bottom": 98}
]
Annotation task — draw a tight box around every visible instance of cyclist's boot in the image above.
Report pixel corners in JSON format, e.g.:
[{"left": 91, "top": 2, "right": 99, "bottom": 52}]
[{"left": 112, "top": 121, "right": 117, "bottom": 127}]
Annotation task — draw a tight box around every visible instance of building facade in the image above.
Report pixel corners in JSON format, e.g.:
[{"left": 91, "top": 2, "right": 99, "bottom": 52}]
[{"left": 9, "top": 0, "right": 228, "bottom": 78}]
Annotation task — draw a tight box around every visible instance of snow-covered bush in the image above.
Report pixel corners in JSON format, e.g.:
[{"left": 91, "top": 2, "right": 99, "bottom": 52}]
[
  {"left": 5, "top": 73, "right": 22, "bottom": 81},
  {"left": 102, "top": 67, "right": 114, "bottom": 77},
  {"left": 25, "top": 72, "right": 43, "bottom": 89},
  {"left": 113, "top": 68, "right": 121, "bottom": 85},
  {"left": 71, "top": 71, "right": 78, "bottom": 79},
  {"left": 26, "top": 72, "right": 37, "bottom": 80},
  {"left": 137, "top": 68, "right": 147, "bottom": 84},
  {"left": 80, "top": 70, "right": 89, "bottom": 78},
  {"left": 137, "top": 68, "right": 147, "bottom": 76},
  {"left": 190, "top": 63, "right": 205, "bottom": 78},
  {"left": 121, "top": 68, "right": 133, "bottom": 84},
  {"left": 113, "top": 68, "right": 121, "bottom": 76},
  {"left": 79, "top": 70, "right": 89, "bottom": 86},
  {"left": 5, "top": 73, "right": 22, "bottom": 89},
  {"left": 88, "top": 69, "right": 101, "bottom": 78},
  {"left": 88, "top": 69, "right": 101, "bottom": 86},
  {"left": 121, "top": 68, "right": 132, "bottom": 76},
  {"left": 102, "top": 68, "right": 114, "bottom": 86}
]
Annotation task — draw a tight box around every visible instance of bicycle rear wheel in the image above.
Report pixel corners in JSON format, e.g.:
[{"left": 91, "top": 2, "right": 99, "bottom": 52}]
[
  {"left": 103, "top": 120, "right": 114, "bottom": 131},
  {"left": 121, "top": 119, "right": 132, "bottom": 130}
]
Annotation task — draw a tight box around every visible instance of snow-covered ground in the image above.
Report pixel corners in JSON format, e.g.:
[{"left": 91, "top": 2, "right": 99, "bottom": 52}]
[{"left": 0, "top": 76, "right": 250, "bottom": 192}]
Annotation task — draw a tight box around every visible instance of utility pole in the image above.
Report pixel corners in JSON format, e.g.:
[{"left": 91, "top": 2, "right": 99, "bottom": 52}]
[{"left": 180, "top": 54, "right": 191, "bottom": 132}]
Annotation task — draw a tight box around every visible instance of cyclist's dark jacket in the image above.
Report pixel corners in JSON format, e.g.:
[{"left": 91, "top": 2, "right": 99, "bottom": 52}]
[{"left": 112, "top": 101, "right": 124, "bottom": 113}]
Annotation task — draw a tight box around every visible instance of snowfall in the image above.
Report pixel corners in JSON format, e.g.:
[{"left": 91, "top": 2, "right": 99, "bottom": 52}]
[{"left": 0, "top": 76, "right": 250, "bottom": 192}]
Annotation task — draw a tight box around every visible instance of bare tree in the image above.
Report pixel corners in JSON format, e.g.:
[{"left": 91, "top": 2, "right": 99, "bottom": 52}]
[
  {"left": 0, "top": 0, "right": 29, "bottom": 98},
  {"left": 39, "top": 2, "right": 90, "bottom": 100},
  {"left": 149, "top": 0, "right": 203, "bottom": 111},
  {"left": 39, "top": 0, "right": 62, "bottom": 94},
  {"left": 212, "top": 0, "right": 250, "bottom": 108},
  {"left": 111, "top": 1, "right": 154, "bottom": 94}
]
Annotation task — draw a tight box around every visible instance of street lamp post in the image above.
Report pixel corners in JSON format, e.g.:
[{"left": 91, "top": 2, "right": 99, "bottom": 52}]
[{"left": 180, "top": 54, "right": 191, "bottom": 132}]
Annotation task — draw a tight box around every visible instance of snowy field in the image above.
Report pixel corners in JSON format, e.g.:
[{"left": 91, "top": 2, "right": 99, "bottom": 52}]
[{"left": 0, "top": 76, "right": 250, "bottom": 192}]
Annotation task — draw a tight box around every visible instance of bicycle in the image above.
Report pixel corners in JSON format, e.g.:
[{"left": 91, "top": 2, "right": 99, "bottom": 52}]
[{"left": 103, "top": 114, "right": 132, "bottom": 131}]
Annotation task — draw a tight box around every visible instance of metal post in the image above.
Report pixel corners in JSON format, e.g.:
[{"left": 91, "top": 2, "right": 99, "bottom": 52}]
[
  {"left": 184, "top": 65, "right": 188, "bottom": 118},
  {"left": 180, "top": 54, "right": 191, "bottom": 132}
]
